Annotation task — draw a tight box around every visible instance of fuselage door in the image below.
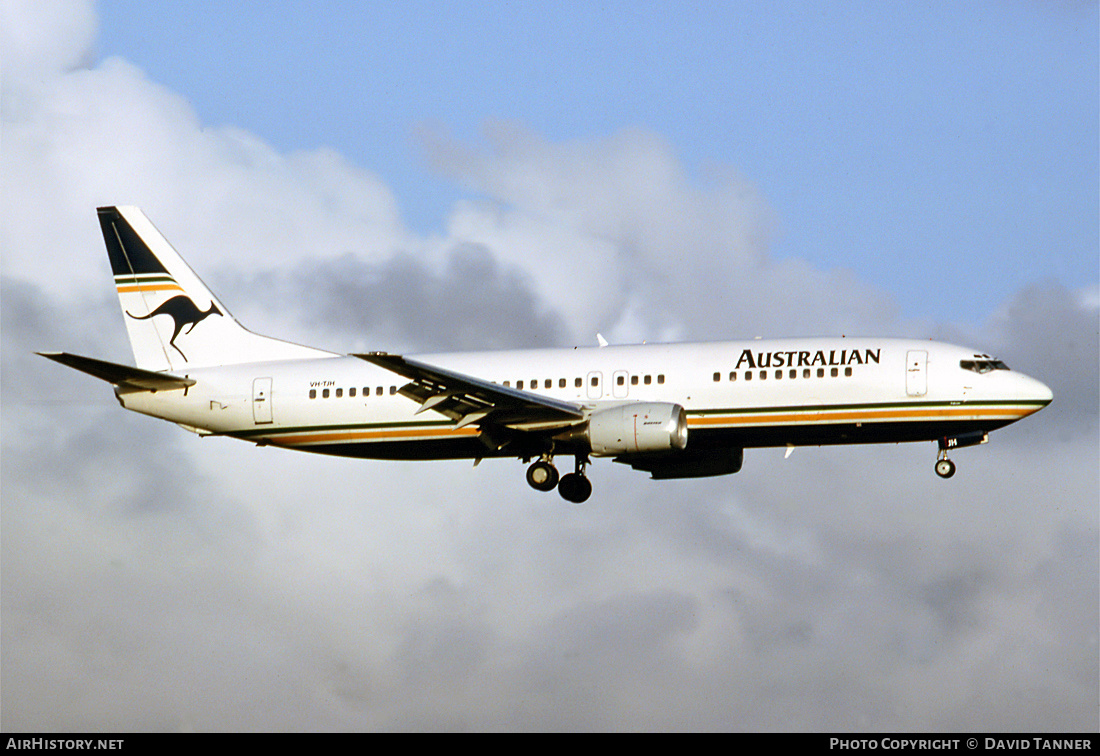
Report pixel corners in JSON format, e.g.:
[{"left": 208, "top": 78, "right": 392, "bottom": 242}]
[
  {"left": 906, "top": 351, "right": 927, "bottom": 397},
  {"left": 252, "top": 377, "right": 273, "bottom": 423}
]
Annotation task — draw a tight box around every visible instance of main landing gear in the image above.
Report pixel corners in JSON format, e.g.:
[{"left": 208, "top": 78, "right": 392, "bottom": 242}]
[
  {"left": 526, "top": 455, "right": 592, "bottom": 503},
  {"left": 525, "top": 458, "right": 559, "bottom": 491}
]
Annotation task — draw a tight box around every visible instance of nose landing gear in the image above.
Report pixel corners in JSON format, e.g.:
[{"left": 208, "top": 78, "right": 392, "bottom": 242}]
[
  {"left": 934, "top": 455, "right": 956, "bottom": 479},
  {"left": 525, "top": 455, "right": 592, "bottom": 503},
  {"left": 934, "top": 432, "right": 988, "bottom": 479}
]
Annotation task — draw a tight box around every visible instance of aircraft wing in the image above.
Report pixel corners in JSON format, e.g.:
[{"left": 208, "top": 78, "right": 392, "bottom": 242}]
[
  {"left": 353, "top": 352, "right": 585, "bottom": 431},
  {"left": 38, "top": 352, "right": 196, "bottom": 392}
]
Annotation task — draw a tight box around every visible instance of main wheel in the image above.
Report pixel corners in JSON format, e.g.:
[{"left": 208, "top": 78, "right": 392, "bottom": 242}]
[
  {"left": 935, "top": 458, "right": 956, "bottom": 479},
  {"left": 526, "top": 460, "right": 559, "bottom": 492},
  {"left": 557, "top": 472, "right": 592, "bottom": 503}
]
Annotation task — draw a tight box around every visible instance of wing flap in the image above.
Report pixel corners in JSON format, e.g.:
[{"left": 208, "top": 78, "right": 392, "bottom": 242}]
[
  {"left": 38, "top": 352, "right": 196, "bottom": 392},
  {"left": 353, "top": 352, "right": 585, "bottom": 430}
]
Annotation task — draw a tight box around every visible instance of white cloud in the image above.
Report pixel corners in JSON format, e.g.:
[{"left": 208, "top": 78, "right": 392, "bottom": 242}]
[
  {"left": 421, "top": 123, "right": 781, "bottom": 341},
  {"left": 0, "top": 0, "right": 95, "bottom": 86},
  {"left": 2, "top": 23, "right": 407, "bottom": 308},
  {"left": 2, "top": 0, "right": 1096, "bottom": 731}
]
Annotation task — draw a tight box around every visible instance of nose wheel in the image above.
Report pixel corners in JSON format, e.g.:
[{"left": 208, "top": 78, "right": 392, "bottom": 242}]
[{"left": 935, "top": 455, "right": 956, "bottom": 479}]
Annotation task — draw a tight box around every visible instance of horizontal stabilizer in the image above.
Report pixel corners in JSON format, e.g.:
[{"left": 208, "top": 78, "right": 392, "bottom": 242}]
[{"left": 37, "top": 352, "right": 196, "bottom": 392}]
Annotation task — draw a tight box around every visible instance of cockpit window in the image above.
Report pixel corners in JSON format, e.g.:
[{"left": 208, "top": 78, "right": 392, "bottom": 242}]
[{"left": 960, "top": 359, "right": 1010, "bottom": 374}]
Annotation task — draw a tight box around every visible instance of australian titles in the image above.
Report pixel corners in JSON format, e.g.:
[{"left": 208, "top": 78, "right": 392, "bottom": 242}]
[{"left": 735, "top": 347, "right": 880, "bottom": 371}]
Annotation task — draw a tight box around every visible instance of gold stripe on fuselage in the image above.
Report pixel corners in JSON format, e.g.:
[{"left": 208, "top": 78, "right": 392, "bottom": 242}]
[
  {"left": 688, "top": 404, "right": 1038, "bottom": 428},
  {"left": 273, "top": 425, "right": 481, "bottom": 447}
]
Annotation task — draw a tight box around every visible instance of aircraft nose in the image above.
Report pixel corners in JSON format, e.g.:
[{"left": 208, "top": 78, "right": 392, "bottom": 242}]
[{"left": 1016, "top": 372, "right": 1053, "bottom": 410}]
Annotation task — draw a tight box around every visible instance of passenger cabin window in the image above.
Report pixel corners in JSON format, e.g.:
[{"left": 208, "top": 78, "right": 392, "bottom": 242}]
[{"left": 711, "top": 365, "right": 858, "bottom": 387}]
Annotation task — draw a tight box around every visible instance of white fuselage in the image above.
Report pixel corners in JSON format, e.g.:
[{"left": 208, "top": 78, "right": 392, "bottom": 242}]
[
  {"left": 118, "top": 337, "right": 1052, "bottom": 461},
  {"left": 51, "top": 206, "right": 1053, "bottom": 497}
]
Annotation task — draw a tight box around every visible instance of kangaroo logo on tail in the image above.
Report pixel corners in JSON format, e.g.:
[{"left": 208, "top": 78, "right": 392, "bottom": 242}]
[
  {"left": 100, "top": 206, "right": 332, "bottom": 371},
  {"left": 127, "top": 296, "right": 222, "bottom": 361}
]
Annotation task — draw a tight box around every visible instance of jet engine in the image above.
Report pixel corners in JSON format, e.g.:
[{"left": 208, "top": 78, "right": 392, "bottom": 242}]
[{"left": 583, "top": 402, "right": 689, "bottom": 456}]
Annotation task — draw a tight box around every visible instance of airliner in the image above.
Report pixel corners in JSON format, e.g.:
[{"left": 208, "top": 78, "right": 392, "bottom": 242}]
[{"left": 40, "top": 206, "right": 1053, "bottom": 502}]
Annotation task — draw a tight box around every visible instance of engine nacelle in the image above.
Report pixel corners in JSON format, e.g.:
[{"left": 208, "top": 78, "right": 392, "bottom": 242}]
[
  {"left": 585, "top": 402, "right": 689, "bottom": 457},
  {"left": 620, "top": 447, "right": 744, "bottom": 479}
]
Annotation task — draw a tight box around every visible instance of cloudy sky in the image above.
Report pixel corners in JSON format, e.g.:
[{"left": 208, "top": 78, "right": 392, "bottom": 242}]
[{"left": 2, "top": 0, "right": 1097, "bottom": 731}]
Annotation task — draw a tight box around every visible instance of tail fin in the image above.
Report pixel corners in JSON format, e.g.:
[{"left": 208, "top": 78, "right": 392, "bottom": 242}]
[{"left": 100, "top": 206, "right": 333, "bottom": 371}]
